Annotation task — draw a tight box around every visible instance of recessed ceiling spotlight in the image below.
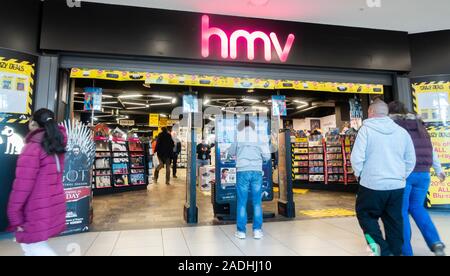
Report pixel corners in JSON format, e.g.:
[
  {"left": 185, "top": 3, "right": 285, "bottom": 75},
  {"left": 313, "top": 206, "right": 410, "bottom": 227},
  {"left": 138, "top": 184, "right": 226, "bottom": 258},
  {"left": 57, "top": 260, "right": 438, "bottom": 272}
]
[
  {"left": 242, "top": 98, "right": 259, "bottom": 103},
  {"left": 247, "top": 89, "right": 255, "bottom": 93},
  {"left": 249, "top": 0, "right": 270, "bottom": 6}
]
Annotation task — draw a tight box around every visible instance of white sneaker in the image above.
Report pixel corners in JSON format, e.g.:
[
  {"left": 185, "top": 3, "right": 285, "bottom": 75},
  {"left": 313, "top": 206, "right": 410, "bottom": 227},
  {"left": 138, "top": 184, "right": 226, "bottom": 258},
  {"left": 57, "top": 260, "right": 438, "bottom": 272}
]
[
  {"left": 235, "top": 231, "right": 246, "bottom": 240},
  {"left": 253, "top": 230, "right": 264, "bottom": 240}
]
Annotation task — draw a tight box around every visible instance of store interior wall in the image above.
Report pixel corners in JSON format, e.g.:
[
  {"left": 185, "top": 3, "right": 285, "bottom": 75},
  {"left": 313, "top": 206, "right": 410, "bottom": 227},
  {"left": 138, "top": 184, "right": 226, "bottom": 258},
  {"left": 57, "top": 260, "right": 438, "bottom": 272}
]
[{"left": 293, "top": 115, "right": 337, "bottom": 133}]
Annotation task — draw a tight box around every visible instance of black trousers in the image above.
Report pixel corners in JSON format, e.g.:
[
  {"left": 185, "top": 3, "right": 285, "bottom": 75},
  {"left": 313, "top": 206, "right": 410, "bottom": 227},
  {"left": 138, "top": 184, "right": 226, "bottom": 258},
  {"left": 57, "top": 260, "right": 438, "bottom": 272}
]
[
  {"left": 356, "top": 186, "right": 404, "bottom": 256},
  {"left": 172, "top": 154, "right": 179, "bottom": 177}
]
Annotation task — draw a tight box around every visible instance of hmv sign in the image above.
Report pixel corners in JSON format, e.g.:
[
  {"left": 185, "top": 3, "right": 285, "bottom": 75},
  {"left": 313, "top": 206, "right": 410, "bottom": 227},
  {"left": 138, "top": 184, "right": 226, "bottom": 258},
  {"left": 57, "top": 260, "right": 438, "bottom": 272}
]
[{"left": 201, "top": 15, "right": 295, "bottom": 63}]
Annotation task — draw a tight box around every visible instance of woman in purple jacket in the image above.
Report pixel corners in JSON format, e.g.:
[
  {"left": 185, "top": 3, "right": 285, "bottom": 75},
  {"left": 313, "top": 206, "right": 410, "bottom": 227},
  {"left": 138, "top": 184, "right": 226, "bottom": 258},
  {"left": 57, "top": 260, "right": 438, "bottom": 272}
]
[
  {"left": 389, "top": 101, "right": 446, "bottom": 256},
  {"left": 7, "top": 109, "right": 67, "bottom": 256}
]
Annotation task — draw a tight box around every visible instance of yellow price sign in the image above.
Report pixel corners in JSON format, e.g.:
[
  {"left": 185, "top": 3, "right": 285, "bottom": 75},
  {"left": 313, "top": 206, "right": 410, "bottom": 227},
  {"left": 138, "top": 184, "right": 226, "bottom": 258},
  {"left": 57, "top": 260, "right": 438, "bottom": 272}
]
[{"left": 149, "top": 114, "right": 159, "bottom": 127}]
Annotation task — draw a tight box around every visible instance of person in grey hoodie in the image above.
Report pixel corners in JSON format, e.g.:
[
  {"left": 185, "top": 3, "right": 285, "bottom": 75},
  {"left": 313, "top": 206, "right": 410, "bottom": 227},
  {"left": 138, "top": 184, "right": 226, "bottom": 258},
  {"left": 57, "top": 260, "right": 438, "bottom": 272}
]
[
  {"left": 230, "top": 117, "right": 271, "bottom": 240},
  {"left": 351, "top": 99, "right": 416, "bottom": 256}
]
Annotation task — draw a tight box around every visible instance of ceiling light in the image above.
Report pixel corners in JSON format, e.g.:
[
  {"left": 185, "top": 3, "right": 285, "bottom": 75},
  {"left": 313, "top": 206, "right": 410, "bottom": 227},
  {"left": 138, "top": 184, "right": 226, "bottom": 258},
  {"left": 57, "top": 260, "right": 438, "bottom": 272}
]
[
  {"left": 160, "top": 114, "right": 168, "bottom": 118},
  {"left": 247, "top": 89, "right": 255, "bottom": 93},
  {"left": 149, "top": 102, "right": 172, "bottom": 106},
  {"left": 103, "top": 106, "right": 121, "bottom": 109},
  {"left": 299, "top": 106, "right": 319, "bottom": 112},
  {"left": 294, "top": 100, "right": 308, "bottom": 105},
  {"left": 102, "top": 101, "right": 118, "bottom": 105},
  {"left": 171, "top": 98, "right": 177, "bottom": 104},
  {"left": 118, "top": 94, "right": 143, "bottom": 99},
  {"left": 204, "top": 99, "right": 210, "bottom": 105},
  {"left": 102, "top": 95, "right": 114, "bottom": 98},
  {"left": 151, "top": 95, "right": 173, "bottom": 100},
  {"left": 253, "top": 106, "right": 269, "bottom": 112},
  {"left": 295, "top": 102, "right": 309, "bottom": 110},
  {"left": 125, "top": 106, "right": 148, "bottom": 110},
  {"left": 122, "top": 102, "right": 148, "bottom": 106},
  {"left": 242, "top": 98, "right": 259, "bottom": 103},
  {"left": 143, "top": 83, "right": 151, "bottom": 88}
]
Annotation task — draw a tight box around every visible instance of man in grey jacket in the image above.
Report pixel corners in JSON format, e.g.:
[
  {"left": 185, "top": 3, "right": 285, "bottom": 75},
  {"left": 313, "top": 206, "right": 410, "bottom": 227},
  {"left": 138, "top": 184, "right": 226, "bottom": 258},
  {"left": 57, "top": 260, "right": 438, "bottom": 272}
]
[
  {"left": 230, "top": 117, "right": 271, "bottom": 240},
  {"left": 351, "top": 99, "right": 416, "bottom": 256}
]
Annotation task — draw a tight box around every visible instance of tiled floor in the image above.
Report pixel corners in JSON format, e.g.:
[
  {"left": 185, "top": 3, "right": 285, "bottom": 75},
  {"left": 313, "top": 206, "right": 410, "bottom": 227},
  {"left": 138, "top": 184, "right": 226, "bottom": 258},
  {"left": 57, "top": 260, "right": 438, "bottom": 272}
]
[
  {"left": 1, "top": 214, "right": 448, "bottom": 256},
  {"left": 91, "top": 169, "right": 357, "bottom": 231}
]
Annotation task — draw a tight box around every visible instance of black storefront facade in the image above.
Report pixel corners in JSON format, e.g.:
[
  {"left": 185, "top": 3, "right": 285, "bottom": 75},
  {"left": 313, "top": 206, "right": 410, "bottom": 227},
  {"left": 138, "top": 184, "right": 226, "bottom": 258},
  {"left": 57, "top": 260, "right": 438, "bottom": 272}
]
[
  {"left": 37, "top": 0, "right": 413, "bottom": 124},
  {"left": 4, "top": 0, "right": 450, "bottom": 231}
]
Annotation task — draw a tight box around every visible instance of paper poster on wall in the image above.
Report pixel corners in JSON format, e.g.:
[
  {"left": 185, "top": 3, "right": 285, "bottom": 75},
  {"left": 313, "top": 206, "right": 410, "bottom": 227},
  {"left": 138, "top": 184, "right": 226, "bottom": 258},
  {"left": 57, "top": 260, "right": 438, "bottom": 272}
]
[
  {"left": 310, "top": 119, "right": 321, "bottom": 130},
  {"left": 183, "top": 95, "right": 199, "bottom": 113},
  {"left": 0, "top": 57, "right": 34, "bottom": 114},
  {"left": 412, "top": 79, "right": 450, "bottom": 209},
  {"left": 61, "top": 120, "right": 95, "bottom": 235},
  {"left": 149, "top": 114, "right": 159, "bottom": 127},
  {"left": 413, "top": 82, "right": 450, "bottom": 124},
  {"left": 220, "top": 167, "right": 236, "bottom": 189},
  {"left": 349, "top": 97, "right": 363, "bottom": 129},
  {"left": 272, "top": 95, "right": 287, "bottom": 116},
  {"left": 427, "top": 126, "right": 450, "bottom": 207},
  {"left": 83, "top": 87, "right": 102, "bottom": 111}
]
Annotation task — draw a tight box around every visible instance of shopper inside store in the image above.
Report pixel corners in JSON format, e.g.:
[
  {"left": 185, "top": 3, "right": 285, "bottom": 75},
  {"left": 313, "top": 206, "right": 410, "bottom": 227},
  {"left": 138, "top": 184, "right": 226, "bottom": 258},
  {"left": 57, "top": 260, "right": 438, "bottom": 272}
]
[{"left": 0, "top": 0, "right": 449, "bottom": 258}]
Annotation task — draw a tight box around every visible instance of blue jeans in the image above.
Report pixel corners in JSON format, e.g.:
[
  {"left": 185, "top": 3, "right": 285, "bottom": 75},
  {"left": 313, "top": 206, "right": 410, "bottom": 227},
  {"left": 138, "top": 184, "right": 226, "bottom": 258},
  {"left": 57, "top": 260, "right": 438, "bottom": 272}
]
[
  {"left": 197, "top": 159, "right": 210, "bottom": 181},
  {"left": 403, "top": 172, "right": 442, "bottom": 256},
  {"left": 236, "top": 171, "right": 263, "bottom": 233}
]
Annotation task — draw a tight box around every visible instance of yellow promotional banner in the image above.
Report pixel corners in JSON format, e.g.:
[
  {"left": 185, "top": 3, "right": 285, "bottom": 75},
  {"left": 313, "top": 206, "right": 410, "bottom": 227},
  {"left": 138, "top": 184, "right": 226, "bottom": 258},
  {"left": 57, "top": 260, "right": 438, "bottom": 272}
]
[
  {"left": 149, "top": 114, "right": 159, "bottom": 127},
  {"left": 413, "top": 81, "right": 450, "bottom": 94},
  {"left": 413, "top": 80, "right": 450, "bottom": 208},
  {"left": 70, "top": 68, "right": 146, "bottom": 81},
  {"left": 428, "top": 126, "right": 450, "bottom": 206},
  {"left": 0, "top": 57, "right": 35, "bottom": 115},
  {"left": 71, "top": 68, "right": 384, "bottom": 95}
]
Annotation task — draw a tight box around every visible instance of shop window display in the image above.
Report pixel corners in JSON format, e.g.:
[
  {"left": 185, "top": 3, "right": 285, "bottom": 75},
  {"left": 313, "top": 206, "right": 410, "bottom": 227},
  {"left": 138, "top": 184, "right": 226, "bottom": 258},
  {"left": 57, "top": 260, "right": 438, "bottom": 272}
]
[{"left": 290, "top": 126, "right": 359, "bottom": 186}]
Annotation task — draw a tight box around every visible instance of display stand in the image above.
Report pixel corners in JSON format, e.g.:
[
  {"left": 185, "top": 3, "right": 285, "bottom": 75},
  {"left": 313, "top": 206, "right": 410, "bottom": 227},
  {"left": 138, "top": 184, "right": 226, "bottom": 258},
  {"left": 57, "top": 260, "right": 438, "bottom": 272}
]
[
  {"left": 93, "top": 137, "right": 149, "bottom": 196},
  {"left": 291, "top": 133, "right": 359, "bottom": 192},
  {"left": 277, "top": 129, "right": 296, "bottom": 218},
  {"left": 343, "top": 134, "right": 358, "bottom": 184},
  {"left": 212, "top": 115, "right": 274, "bottom": 221},
  {"left": 325, "top": 135, "right": 345, "bottom": 184}
]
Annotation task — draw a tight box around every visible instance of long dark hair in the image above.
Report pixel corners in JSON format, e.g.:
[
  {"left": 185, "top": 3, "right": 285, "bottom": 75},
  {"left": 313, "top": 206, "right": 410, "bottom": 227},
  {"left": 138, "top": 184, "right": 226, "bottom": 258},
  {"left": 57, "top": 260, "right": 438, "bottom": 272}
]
[
  {"left": 32, "top": 109, "right": 66, "bottom": 154},
  {"left": 388, "top": 101, "right": 428, "bottom": 137},
  {"left": 388, "top": 101, "right": 409, "bottom": 115}
]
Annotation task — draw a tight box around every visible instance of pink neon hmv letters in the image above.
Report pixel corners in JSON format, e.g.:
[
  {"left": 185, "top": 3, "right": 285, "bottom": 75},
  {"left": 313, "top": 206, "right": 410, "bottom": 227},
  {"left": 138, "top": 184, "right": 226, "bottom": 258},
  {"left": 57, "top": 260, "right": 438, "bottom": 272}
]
[{"left": 201, "top": 15, "right": 295, "bottom": 62}]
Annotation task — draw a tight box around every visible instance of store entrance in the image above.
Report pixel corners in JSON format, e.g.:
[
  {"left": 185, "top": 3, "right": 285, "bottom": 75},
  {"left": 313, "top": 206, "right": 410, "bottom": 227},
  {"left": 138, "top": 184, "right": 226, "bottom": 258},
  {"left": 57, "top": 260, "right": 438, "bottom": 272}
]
[{"left": 67, "top": 71, "right": 388, "bottom": 231}]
